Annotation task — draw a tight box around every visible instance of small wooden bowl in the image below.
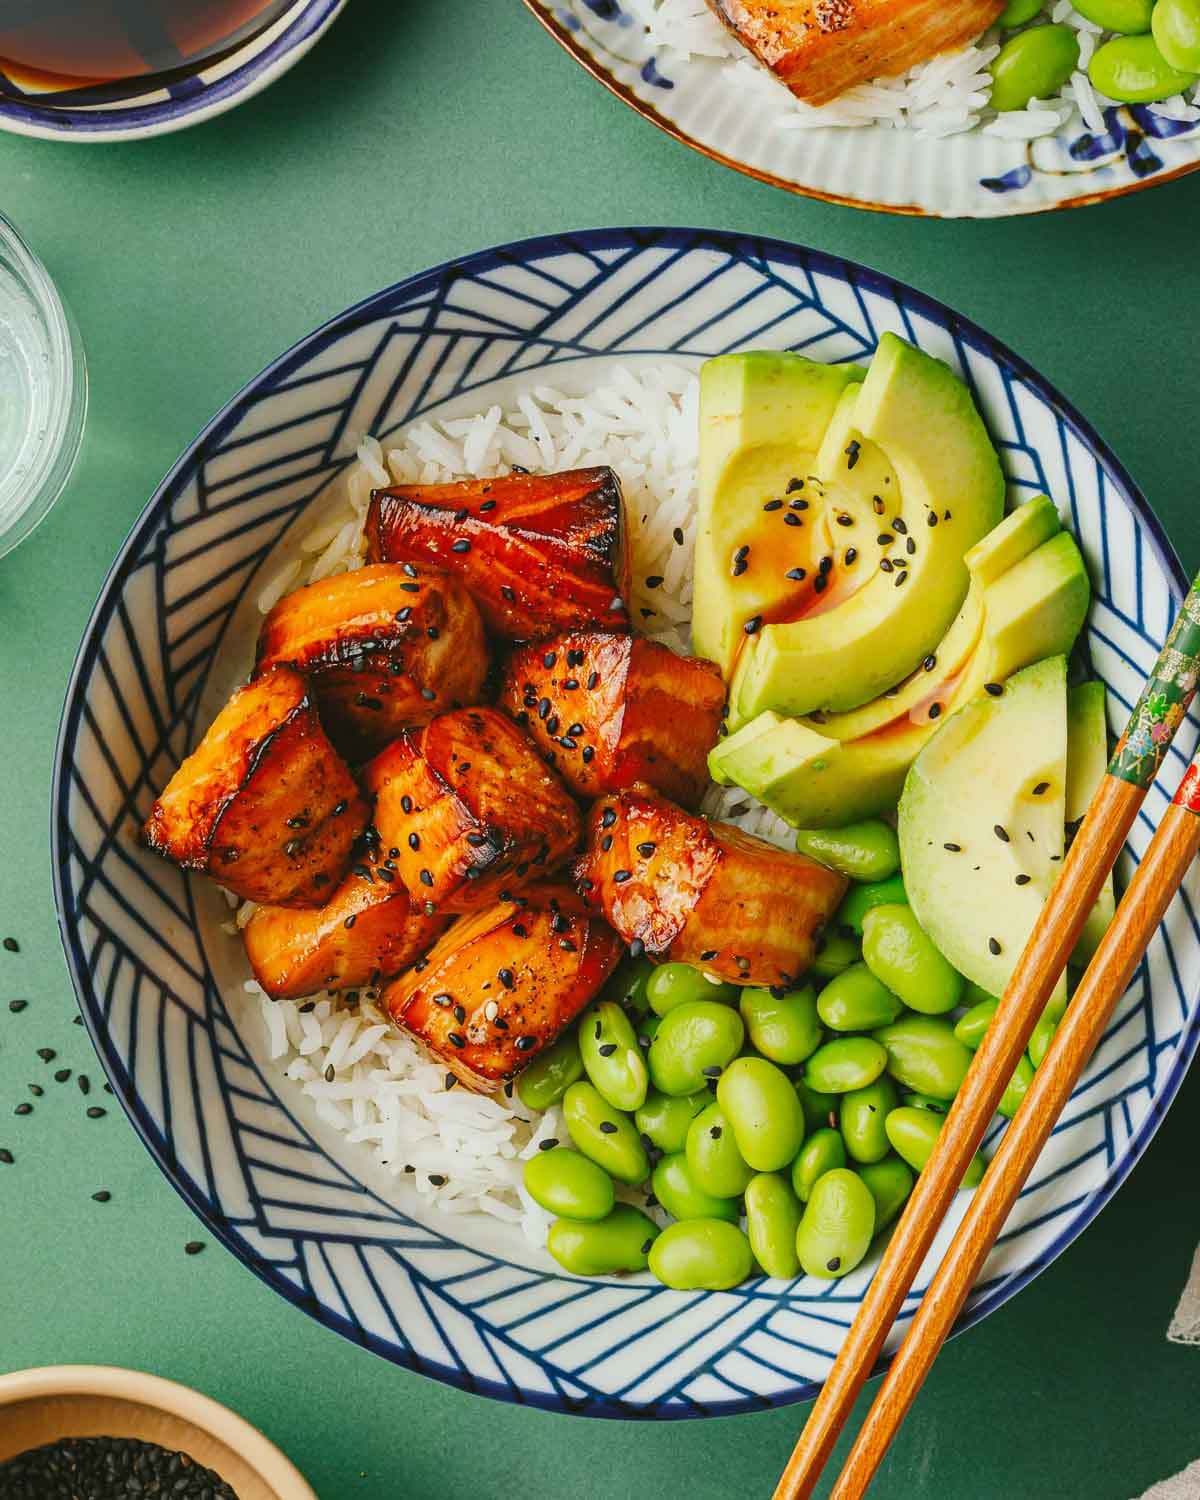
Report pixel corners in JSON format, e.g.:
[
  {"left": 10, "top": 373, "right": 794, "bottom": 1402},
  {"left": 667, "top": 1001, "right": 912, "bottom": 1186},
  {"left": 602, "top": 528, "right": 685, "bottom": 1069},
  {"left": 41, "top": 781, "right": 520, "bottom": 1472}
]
[{"left": 0, "top": 1366, "right": 316, "bottom": 1499}]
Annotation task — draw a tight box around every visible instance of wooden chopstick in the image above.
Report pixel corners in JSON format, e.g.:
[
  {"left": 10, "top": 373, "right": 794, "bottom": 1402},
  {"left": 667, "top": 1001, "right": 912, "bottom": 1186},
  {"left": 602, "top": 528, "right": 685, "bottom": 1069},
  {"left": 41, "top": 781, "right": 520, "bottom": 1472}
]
[
  {"left": 824, "top": 753, "right": 1200, "bottom": 1499},
  {"left": 774, "top": 576, "right": 1200, "bottom": 1500}
]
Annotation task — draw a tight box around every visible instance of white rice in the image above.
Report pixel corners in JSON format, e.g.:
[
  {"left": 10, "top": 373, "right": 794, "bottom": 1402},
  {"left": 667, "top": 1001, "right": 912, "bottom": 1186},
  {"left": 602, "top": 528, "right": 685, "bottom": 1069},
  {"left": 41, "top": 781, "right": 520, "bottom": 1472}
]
[
  {"left": 626, "top": 0, "right": 1200, "bottom": 140},
  {"left": 243, "top": 364, "right": 798, "bottom": 1242}
]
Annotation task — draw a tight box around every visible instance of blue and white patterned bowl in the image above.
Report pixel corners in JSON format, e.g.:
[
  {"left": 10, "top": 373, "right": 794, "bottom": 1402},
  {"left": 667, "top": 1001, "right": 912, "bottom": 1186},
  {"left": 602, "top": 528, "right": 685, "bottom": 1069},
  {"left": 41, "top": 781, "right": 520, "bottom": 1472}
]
[
  {"left": 523, "top": 1, "right": 1200, "bottom": 217},
  {"left": 0, "top": 0, "right": 345, "bottom": 143},
  {"left": 53, "top": 228, "right": 1200, "bottom": 1417}
]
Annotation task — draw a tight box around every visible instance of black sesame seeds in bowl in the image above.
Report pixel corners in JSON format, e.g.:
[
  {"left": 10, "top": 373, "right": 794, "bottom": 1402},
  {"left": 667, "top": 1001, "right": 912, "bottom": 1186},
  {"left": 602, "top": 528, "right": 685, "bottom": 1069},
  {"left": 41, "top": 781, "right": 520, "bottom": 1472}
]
[{"left": 0, "top": 1367, "right": 315, "bottom": 1500}]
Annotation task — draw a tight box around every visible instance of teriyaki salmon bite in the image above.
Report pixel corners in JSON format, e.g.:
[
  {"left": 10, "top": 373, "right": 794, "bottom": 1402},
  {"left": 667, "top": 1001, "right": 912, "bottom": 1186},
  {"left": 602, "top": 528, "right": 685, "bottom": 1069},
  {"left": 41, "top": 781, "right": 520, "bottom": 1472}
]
[{"left": 137, "top": 334, "right": 1107, "bottom": 1291}]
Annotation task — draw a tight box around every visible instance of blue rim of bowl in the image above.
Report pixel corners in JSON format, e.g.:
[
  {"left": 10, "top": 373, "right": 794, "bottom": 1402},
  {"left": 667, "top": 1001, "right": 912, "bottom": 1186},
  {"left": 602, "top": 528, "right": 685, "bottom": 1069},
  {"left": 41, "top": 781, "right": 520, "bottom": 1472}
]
[
  {"left": 0, "top": 0, "right": 345, "bottom": 141},
  {"left": 51, "top": 226, "right": 1200, "bottom": 1418}
]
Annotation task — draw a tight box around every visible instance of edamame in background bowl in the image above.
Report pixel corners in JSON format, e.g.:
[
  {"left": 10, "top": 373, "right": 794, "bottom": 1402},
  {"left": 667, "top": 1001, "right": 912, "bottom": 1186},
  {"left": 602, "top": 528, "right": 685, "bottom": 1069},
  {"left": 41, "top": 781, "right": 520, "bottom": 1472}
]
[
  {"left": 523, "top": 0, "right": 1200, "bottom": 216},
  {"left": 54, "top": 228, "right": 1200, "bottom": 1416}
]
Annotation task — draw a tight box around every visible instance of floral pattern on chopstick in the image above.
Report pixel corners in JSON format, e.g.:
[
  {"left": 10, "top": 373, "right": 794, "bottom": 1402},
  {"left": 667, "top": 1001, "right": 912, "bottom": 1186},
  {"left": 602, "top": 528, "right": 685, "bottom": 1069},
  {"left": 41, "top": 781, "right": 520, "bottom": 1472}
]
[{"left": 1111, "top": 584, "right": 1200, "bottom": 789}]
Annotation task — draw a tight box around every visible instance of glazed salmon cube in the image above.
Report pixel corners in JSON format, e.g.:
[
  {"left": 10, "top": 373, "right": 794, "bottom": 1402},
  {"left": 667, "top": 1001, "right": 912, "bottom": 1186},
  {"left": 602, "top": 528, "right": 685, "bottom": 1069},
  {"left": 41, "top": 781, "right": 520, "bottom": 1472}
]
[
  {"left": 382, "top": 884, "right": 624, "bottom": 1092},
  {"left": 255, "top": 563, "right": 488, "bottom": 760},
  {"left": 242, "top": 848, "right": 449, "bottom": 999},
  {"left": 365, "top": 467, "right": 630, "bottom": 641},
  {"left": 141, "top": 667, "right": 367, "bottom": 907},
  {"left": 575, "top": 786, "right": 847, "bottom": 987},
  {"left": 362, "top": 707, "right": 582, "bottom": 914},
  {"left": 709, "top": 0, "right": 1005, "bottom": 106},
  {"left": 499, "top": 630, "right": 725, "bottom": 809}
]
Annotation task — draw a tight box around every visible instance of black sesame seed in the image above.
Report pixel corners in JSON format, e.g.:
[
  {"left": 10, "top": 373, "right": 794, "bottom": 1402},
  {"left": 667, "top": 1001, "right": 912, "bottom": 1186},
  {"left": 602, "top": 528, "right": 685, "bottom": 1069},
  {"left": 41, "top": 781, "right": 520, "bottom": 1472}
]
[
  {"left": 445, "top": 1073, "right": 458, "bottom": 1091},
  {"left": 401, "top": 794, "right": 414, "bottom": 813},
  {"left": 77, "top": 1075, "right": 90, "bottom": 1095},
  {"left": 844, "top": 548, "right": 858, "bottom": 564},
  {"left": 895, "top": 571, "right": 908, "bottom": 587},
  {"left": 702, "top": 1065, "right": 722, "bottom": 1078},
  {"left": 613, "top": 870, "right": 632, "bottom": 884},
  {"left": 732, "top": 559, "right": 748, "bottom": 577},
  {"left": 419, "top": 869, "right": 434, "bottom": 887},
  {"left": 814, "top": 574, "right": 828, "bottom": 594},
  {"left": 14, "top": 1103, "right": 31, "bottom": 1116},
  {"left": 700, "top": 949, "right": 718, "bottom": 961},
  {"left": 598, "top": 1043, "right": 617, "bottom": 1058},
  {"left": 892, "top": 517, "right": 908, "bottom": 535},
  {"left": 786, "top": 478, "right": 804, "bottom": 493},
  {"left": 453, "top": 1004, "right": 466, "bottom": 1023},
  {"left": 636, "top": 842, "right": 656, "bottom": 857},
  {"left": 433, "top": 993, "right": 453, "bottom": 1007},
  {"left": 763, "top": 499, "right": 783, "bottom": 512},
  {"left": 646, "top": 575, "right": 664, "bottom": 589},
  {"left": 905, "top": 537, "right": 916, "bottom": 556},
  {"left": 744, "top": 616, "right": 762, "bottom": 636},
  {"left": 92, "top": 1190, "right": 111, "bottom": 1203},
  {"left": 448, "top": 1032, "right": 467, "bottom": 1048},
  {"left": 873, "top": 495, "right": 885, "bottom": 514},
  {"left": 988, "top": 937, "right": 1002, "bottom": 955},
  {"left": 994, "top": 825, "right": 1010, "bottom": 843},
  {"left": 928, "top": 511, "right": 938, "bottom": 526},
  {"left": 400, "top": 581, "right": 421, "bottom": 593},
  {"left": 629, "top": 938, "right": 645, "bottom": 959},
  {"left": 827, "top": 1256, "right": 842, "bottom": 1272},
  {"left": 185, "top": 1240, "right": 206, "bottom": 1255},
  {"left": 784, "top": 512, "right": 802, "bottom": 528},
  {"left": 785, "top": 567, "right": 807, "bottom": 582},
  {"left": 928, "top": 703, "right": 942, "bottom": 720},
  {"left": 35, "top": 1047, "right": 54, "bottom": 1062},
  {"left": 451, "top": 539, "right": 471, "bottom": 554},
  {"left": 709, "top": 1125, "right": 723, "bottom": 1139},
  {"left": 599, "top": 1120, "right": 618, "bottom": 1134},
  {"left": 538, "top": 1138, "right": 560, "bottom": 1151},
  {"left": 501, "top": 585, "right": 516, "bottom": 602},
  {"left": 923, "top": 655, "right": 937, "bottom": 672},
  {"left": 985, "top": 682, "right": 1004, "bottom": 697},
  {"left": 499, "top": 968, "right": 516, "bottom": 990},
  {"left": 844, "top": 441, "right": 861, "bottom": 470},
  {"left": 7, "top": 999, "right": 27, "bottom": 1013},
  {"left": 1032, "top": 781, "right": 1050, "bottom": 796},
  {"left": 86, "top": 1106, "right": 106, "bottom": 1119},
  {"left": 3, "top": 937, "right": 18, "bottom": 953},
  {"left": 673, "top": 526, "right": 685, "bottom": 545},
  {"left": 944, "top": 842, "right": 962, "bottom": 852},
  {"left": 54, "top": 1068, "right": 70, "bottom": 1082},
  {"left": 480, "top": 498, "right": 497, "bottom": 512},
  {"left": 1015, "top": 874, "right": 1032, "bottom": 886},
  {"left": 27, "top": 1084, "right": 42, "bottom": 1097},
  {"left": 879, "top": 558, "right": 894, "bottom": 574},
  {"left": 835, "top": 513, "right": 854, "bottom": 527},
  {"left": 0, "top": 1148, "right": 12, "bottom": 1164},
  {"left": 877, "top": 533, "right": 894, "bottom": 547},
  {"left": 429, "top": 1174, "right": 447, "bottom": 1187}
]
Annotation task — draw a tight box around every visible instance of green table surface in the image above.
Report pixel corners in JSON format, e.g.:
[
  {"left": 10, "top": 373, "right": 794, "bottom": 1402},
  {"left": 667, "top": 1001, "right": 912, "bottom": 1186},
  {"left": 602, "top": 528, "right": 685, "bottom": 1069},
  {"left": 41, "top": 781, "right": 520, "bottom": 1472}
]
[{"left": 3, "top": 3, "right": 1200, "bottom": 1496}]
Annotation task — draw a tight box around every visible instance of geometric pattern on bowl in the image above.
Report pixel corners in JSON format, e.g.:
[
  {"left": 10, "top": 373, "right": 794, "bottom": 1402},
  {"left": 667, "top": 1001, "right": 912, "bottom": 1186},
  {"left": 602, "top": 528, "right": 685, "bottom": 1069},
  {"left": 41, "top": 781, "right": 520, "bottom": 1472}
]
[
  {"left": 53, "top": 227, "right": 1200, "bottom": 1416},
  {"left": 523, "top": 1, "right": 1200, "bottom": 218}
]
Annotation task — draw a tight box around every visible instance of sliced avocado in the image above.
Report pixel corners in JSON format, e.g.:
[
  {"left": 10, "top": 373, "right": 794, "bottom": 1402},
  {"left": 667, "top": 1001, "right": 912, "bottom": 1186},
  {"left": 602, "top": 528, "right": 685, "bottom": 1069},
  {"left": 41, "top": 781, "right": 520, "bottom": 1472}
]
[
  {"left": 964, "top": 492, "right": 1062, "bottom": 588},
  {"left": 1066, "top": 681, "right": 1115, "bottom": 963},
  {"left": 710, "top": 514, "right": 1091, "bottom": 828},
  {"left": 693, "top": 352, "right": 864, "bottom": 676},
  {"left": 727, "top": 335, "right": 1005, "bottom": 725},
  {"left": 898, "top": 656, "right": 1069, "bottom": 1000},
  {"left": 709, "top": 712, "right": 908, "bottom": 828}
]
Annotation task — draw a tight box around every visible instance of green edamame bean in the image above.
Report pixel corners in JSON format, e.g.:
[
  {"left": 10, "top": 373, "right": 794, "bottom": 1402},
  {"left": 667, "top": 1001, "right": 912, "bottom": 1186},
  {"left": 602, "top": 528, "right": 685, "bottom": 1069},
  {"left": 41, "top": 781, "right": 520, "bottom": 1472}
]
[
  {"left": 603, "top": 954, "right": 656, "bottom": 1017},
  {"left": 523, "top": 1147, "right": 615, "bottom": 1221},
  {"left": 835, "top": 875, "right": 907, "bottom": 935},
  {"left": 795, "top": 1080, "right": 840, "bottom": 1135},
  {"left": 547, "top": 1202, "right": 659, "bottom": 1276},
  {"left": 998, "top": 1053, "right": 1034, "bottom": 1120},
  {"left": 648, "top": 1218, "right": 753, "bottom": 1290},
  {"left": 816, "top": 963, "right": 903, "bottom": 1032},
  {"left": 648, "top": 1001, "right": 745, "bottom": 1097},
  {"left": 873, "top": 1015, "right": 972, "bottom": 1100},
  {"left": 686, "top": 1101, "right": 754, "bottom": 1198},
  {"left": 791, "top": 1126, "right": 846, "bottom": 1202},
  {"left": 812, "top": 930, "right": 861, "bottom": 979},
  {"left": 990, "top": 24, "right": 1080, "bottom": 111},
  {"left": 795, "top": 1168, "right": 876, "bottom": 1279},
  {"left": 803, "top": 1036, "right": 888, "bottom": 1095},
  {"left": 1029, "top": 992, "right": 1067, "bottom": 1068},
  {"left": 517, "top": 1027, "right": 583, "bottom": 1111},
  {"left": 647, "top": 962, "right": 736, "bottom": 1016},
  {"left": 740, "top": 985, "right": 822, "bottom": 1065},
  {"left": 954, "top": 996, "right": 999, "bottom": 1050},
  {"left": 901, "top": 1092, "right": 949, "bottom": 1116},
  {"left": 652, "top": 1152, "right": 740, "bottom": 1223},
  {"left": 562, "top": 1081, "right": 649, "bottom": 1185},
  {"left": 861, "top": 905, "right": 963, "bottom": 1015},
  {"left": 795, "top": 821, "right": 900, "bottom": 883},
  {"left": 745, "top": 1173, "right": 802, "bottom": 1279},
  {"left": 579, "top": 1000, "right": 648, "bottom": 1113},
  {"left": 857, "top": 1156, "right": 914, "bottom": 1232},
  {"left": 885, "top": 1107, "right": 984, "bottom": 1186},
  {"left": 635, "top": 1088, "right": 712, "bottom": 1155},
  {"left": 839, "top": 1075, "right": 899, "bottom": 1165},
  {"left": 1089, "top": 32, "right": 1197, "bottom": 100},
  {"left": 716, "top": 1056, "right": 806, "bottom": 1171},
  {"left": 1154, "top": 0, "right": 1200, "bottom": 71},
  {"left": 999, "top": 0, "right": 1045, "bottom": 24},
  {"left": 1074, "top": 0, "right": 1154, "bottom": 32}
]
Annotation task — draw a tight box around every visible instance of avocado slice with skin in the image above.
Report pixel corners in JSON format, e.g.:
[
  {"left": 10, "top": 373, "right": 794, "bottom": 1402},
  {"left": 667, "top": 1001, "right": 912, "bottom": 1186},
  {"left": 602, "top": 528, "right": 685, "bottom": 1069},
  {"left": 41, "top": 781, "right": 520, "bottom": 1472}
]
[
  {"left": 709, "top": 506, "right": 1091, "bottom": 828},
  {"left": 693, "top": 351, "right": 865, "bottom": 677},
  {"left": 898, "top": 656, "right": 1070, "bottom": 1001},
  {"left": 726, "top": 334, "right": 1005, "bottom": 727},
  {"left": 1066, "top": 681, "right": 1116, "bottom": 963}
]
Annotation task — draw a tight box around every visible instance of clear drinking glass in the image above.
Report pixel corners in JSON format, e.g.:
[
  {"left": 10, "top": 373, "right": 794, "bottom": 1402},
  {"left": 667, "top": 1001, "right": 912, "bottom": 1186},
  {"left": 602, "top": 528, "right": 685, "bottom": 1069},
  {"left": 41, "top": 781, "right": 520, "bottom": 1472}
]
[{"left": 0, "top": 214, "right": 87, "bottom": 559}]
